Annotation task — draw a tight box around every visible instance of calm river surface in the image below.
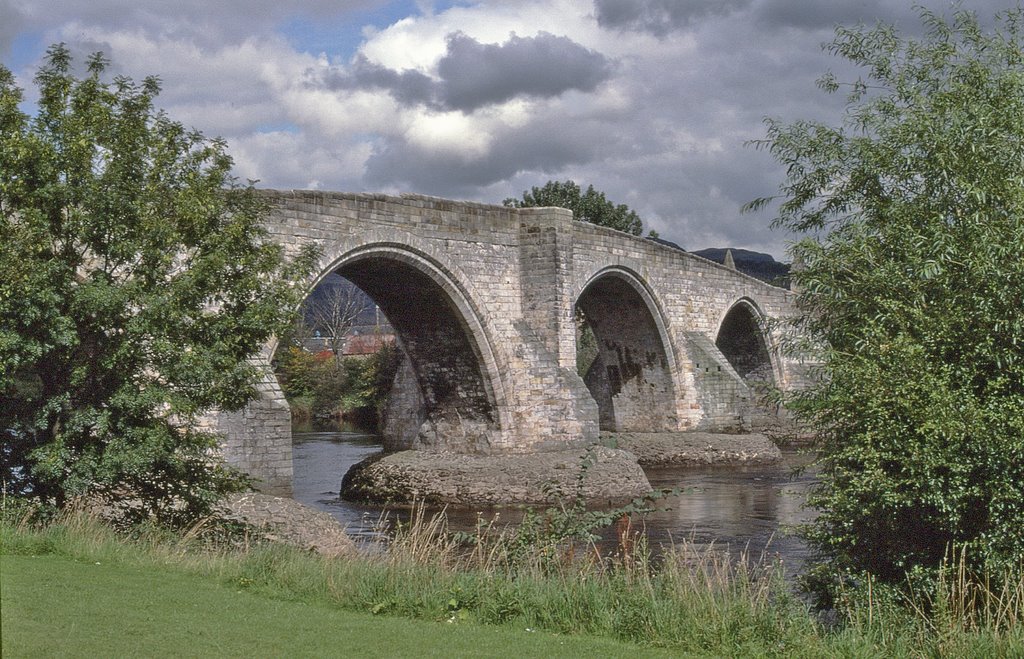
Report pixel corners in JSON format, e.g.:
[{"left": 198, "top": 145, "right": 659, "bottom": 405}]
[{"left": 292, "top": 430, "right": 819, "bottom": 573}]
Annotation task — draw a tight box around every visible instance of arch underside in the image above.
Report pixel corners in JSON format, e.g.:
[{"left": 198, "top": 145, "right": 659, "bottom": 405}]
[
  {"left": 330, "top": 253, "right": 501, "bottom": 453},
  {"left": 576, "top": 274, "right": 677, "bottom": 432},
  {"left": 715, "top": 302, "right": 775, "bottom": 387}
]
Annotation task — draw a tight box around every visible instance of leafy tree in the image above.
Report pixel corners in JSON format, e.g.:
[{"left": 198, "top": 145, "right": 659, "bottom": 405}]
[
  {"left": 750, "top": 8, "right": 1024, "bottom": 596},
  {"left": 504, "top": 180, "right": 644, "bottom": 235},
  {"left": 0, "top": 45, "right": 316, "bottom": 523}
]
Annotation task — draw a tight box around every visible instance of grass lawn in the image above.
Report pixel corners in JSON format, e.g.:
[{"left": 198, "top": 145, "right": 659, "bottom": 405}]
[
  {"left": 1, "top": 554, "right": 678, "bottom": 658},
  {"left": 4, "top": 512, "right": 1021, "bottom": 657}
]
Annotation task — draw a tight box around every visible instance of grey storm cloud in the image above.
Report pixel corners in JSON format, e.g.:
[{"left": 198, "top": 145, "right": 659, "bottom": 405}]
[
  {"left": 594, "top": 0, "right": 752, "bottom": 36},
  {"left": 320, "top": 31, "right": 613, "bottom": 112},
  {"left": 0, "top": 0, "right": 27, "bottom": 57},
  {"left": 8, "top": 0, "right": 386, "bottom": 47},
  {"left": 594, "top": 0, "right": 1011, "bottom": 37},
  {"left": 327, "top": 55, "right": 437, "bottom": 107},
  {"left": 752, "top": 0, "right": 900, "bottom": 31},
  {"left": 22, "top": 0, "right": 1014, "bottom": 258},
  {"left": 437, "top": 31, "right": 612, "bottom": 111},
  {"left": 754, "top": 0, "right": 1013, "bottom": 34}
]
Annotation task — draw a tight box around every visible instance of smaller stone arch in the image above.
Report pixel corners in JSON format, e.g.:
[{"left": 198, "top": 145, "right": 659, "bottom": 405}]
[
  {"left": 574, "top": 267, "right": 678, "bottom": 432},
  {"left": 715, "top": 297, "right": 778, "bottom": 387}
]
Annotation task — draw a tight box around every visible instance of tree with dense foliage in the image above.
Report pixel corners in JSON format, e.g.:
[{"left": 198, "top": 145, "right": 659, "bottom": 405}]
[
  {"left": 0, "top": 45, "right": 316, "bottom": 523},
  {"left": 504, "top": 180, "right": 644, "bottom": 235},
  {"left": 749, "top": 7, "right": 1024, "bottom": 599}
]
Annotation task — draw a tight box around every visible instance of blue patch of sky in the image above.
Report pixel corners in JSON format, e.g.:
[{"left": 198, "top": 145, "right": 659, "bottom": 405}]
[
  {"left": 6, "top": 33, "right": 50, "bottom": 118},
  {"left": 277, "top": 0, "right": 470, "bottom": 61},
  {"left": 6, "top": 32, "right": 48, "bottom": 74}
]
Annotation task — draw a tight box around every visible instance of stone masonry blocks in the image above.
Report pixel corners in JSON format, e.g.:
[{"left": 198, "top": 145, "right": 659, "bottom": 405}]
[{"left": 216, "top": 190, "right": 804, "bottom": 490}]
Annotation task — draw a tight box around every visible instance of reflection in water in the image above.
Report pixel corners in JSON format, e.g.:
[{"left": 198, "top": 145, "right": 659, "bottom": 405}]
[
  {"left": 291, "top": 431, "right": 818, "bottom": 574},
  {"left": 638, "top": 454, "right": 819, "bottom": 574}
]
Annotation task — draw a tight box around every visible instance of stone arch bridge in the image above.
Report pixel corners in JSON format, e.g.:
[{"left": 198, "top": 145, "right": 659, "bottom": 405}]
[{"left": 215, "top": 191, "right": 808, "bottom": 495}]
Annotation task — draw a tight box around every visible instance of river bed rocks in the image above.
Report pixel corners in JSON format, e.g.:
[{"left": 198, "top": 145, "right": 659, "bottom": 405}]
[
  {"left": 341, "top": 445, "right": 652, "bottom": 506},
  {"left": 217, "top": 492, "right": 356, "bottom": 557},
  {"left": 605, "top": 431, "right": 781, "bottom": 466}
]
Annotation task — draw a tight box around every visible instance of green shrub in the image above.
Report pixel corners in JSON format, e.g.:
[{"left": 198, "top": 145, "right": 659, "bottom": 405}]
[
  {"left": 274, "top": 342, "right": 401, "bottom": 427},
  {"left": 750, "top": 7, "right": 1024, "bottom": 602}
]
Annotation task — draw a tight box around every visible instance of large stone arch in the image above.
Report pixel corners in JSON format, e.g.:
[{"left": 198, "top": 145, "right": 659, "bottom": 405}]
[
  {"left": 308, "top": 242, "right": 511, "bottom": 453},
  {"left": 574, "top": 266, "right": 679, "bottom": 432},
  {"left": 715, "top": 297, "right": 779, "bottom": 388}
]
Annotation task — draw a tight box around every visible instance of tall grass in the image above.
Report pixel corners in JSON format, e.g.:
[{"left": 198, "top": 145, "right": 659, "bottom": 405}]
[
  {"left": 829, "top": 548, "right": 1024, "bottom": 655},
  {"left": 3, "top": 500, "right": 1023, "bottom": 657},
  {"left": 922, "top": 548, "right": 1024, "bottom": 636}
]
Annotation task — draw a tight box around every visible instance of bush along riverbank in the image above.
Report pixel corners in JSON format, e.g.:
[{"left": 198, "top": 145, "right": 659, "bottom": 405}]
[
  {"left": 274, "top": 343, "right": 401, "bottom": 429},
  {"left": 2, "top": 500, "right": 1022, "bottom": 657}
]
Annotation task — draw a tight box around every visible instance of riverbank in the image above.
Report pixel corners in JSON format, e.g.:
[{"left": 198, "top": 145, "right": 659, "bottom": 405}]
[
  {"left": 2, "top": 554, "right": 670, "bottom": 658},
  {"left": 3, "top": 508, "right": 1021, "bottom": 657}
]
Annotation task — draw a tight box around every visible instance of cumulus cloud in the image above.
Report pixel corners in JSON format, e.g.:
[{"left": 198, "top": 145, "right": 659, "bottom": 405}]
[
  {"left": 317, "top": 31, "right": 612, "bottom": 113},
  {"left": 751, "top": 0, "right": 921, "bottom": 32},
  {"left": 10, "top": 0, "right": 1018, "bottom": 258},
  {"left": 363, "top": 106, "right": 607, "bottom": 193},
  {"left": 595, "top": 0, "right": 1011, "bottom": 39},
  {"left": 751, "top": 0, "right": 1009, "bottom": 34},
  {"left": 324, "top": 54, "right": 436, "bottom": 106},
  {"left": 0, "top": 0, "right": 28, "bottom": 57},
  {"left": 42, "top": 27, "right": 307, "bottom": 135},
  {"left": 230, "top": 129, "right": 374, "bottom": 190},
  {"left": 11, "top": 0, "right": 385, "bottom": 48}
]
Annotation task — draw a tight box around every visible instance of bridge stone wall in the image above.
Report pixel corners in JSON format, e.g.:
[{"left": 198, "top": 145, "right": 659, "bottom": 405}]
[
  {"left": 218, "top": 191, "right": 806, "bottom": 495},
  {"left": 569, "top": 221, "right": 803, "bottom": 432}
]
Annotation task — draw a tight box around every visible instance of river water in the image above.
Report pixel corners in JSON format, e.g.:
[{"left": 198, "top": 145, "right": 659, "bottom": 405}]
[{"left": 292, "top": 429, "right": 819, "bottom": 574}]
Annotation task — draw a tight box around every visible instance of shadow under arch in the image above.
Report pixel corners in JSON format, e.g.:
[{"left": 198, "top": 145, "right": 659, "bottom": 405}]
[
  {"left": 715, "top": 297, "right": 778, "bottom": 387},
  {"left": 574, "top": 267, "right": 678, "bottom": 432},
  {"left": 306, "top": 243, "right": 509, "bottom": 452}
]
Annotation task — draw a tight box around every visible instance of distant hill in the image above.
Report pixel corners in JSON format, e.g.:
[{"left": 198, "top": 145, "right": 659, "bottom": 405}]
[{"left": 690, "top": 248, "right": 790, "bottom": 287}]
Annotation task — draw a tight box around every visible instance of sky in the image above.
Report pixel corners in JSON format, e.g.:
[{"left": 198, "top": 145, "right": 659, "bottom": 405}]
[{"left": 1, "top": 0, "right": 1015, "bottom": 259}]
